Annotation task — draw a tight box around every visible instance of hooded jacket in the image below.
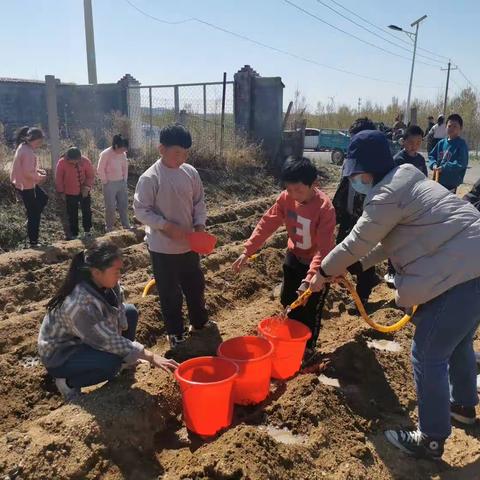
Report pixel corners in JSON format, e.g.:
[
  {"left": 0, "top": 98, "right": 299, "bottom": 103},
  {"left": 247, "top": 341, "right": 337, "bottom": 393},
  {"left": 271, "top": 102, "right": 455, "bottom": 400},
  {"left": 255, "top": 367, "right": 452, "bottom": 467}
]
[{"left": 321, "top": 164, "right": 480, "bottom": 307}]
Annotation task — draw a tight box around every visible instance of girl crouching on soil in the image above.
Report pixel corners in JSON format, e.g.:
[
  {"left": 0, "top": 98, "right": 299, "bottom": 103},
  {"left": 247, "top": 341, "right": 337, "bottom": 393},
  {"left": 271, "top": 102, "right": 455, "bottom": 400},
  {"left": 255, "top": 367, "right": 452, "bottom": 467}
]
[
  {"left": 308, "top": 130, "right": 480, "bottom": 460},
  {"left": 38, "top": 241, "right": 178, "bottom": 401}
]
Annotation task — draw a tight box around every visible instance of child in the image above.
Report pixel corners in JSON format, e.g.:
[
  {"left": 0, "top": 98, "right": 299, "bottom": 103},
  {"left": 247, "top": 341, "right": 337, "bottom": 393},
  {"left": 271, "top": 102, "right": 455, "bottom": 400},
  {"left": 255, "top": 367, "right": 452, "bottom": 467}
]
[
  {"left": 429, "top": 113, "right": 469, "bottom": 193},
  {"left": 97, "top": 134, "right": 130, "bottom": 232},
  {"left": 133, "top": 124, "right": 210, "bottom": 349},
  {"left": 38, "top": 241, "right": 178, "bottom": 401},
  {"left": 10, "top": 126, "right": 48, "bottom": 248},
  {"left": 332, "top": 118, "right": 380, "bottom": 312},
  {"left": 55, "top": 147, "right": 95, "bottom": 240},
  {"left": 427, "top": 114, "right": 447, "bottom": 152},
  {"left": 394, "top": 125, "right": 428, "bottom": 176},
  {"left": 233, "top": 157, "right": 335, "bottom": 360}
]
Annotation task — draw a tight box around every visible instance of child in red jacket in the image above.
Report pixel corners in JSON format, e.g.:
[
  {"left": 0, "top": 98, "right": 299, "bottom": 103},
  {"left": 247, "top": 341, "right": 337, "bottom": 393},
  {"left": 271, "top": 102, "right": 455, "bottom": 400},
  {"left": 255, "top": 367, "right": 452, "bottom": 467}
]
[
  {"left": 55, "top": 147, "right": 95, "bottom": 240},
  {"left": 233, "top": 157, "right": 336, "bottom": 361}
]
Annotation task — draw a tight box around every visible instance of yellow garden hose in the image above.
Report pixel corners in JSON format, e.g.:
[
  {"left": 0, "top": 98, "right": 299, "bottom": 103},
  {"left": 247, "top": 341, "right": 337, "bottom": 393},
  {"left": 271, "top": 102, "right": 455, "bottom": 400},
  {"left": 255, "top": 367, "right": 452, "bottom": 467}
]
[
  {"left": 286, "top": 277, "right": 416, "bottom": 333},
  {"left": 142, "top": 278, "right": 156, "bottom": 298}
]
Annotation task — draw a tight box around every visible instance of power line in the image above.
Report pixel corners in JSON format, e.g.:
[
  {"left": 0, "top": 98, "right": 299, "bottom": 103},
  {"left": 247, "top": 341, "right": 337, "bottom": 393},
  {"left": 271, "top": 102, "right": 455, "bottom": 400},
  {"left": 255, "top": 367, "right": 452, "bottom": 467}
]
[
  {"left": 457, "top": 67, "right": 479, "bottom": 93},
  {"left": 314, "top": 0, "right": 444, "bottom": 65},
  {"left": 282, "top": 0, "right": 438, "bottom": 68},
  {"left": 326, "top": 0, "right": 450, "bottom": 62},
  {"left": 124, "top": 0, "right": 439, "bottom": 89}
]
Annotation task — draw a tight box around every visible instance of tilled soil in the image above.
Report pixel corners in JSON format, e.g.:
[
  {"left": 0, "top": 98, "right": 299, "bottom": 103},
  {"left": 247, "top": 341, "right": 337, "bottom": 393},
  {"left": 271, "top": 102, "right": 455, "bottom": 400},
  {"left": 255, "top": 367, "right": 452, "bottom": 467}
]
[{"left": 0, "top": 168, "right": 479, "bottom": 480}]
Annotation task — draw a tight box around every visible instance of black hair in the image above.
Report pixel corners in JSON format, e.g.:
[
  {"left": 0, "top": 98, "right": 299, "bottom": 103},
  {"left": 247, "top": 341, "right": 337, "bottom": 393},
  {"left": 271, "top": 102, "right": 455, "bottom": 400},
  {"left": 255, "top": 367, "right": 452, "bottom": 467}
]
[
  {"left": 159, "top": 123, "right": 192, "bottom": 148},
  {"left": 112, "top": 134, "right": 129, "bottom": 150},
  {"left": 15, "top": 126, "right": 44, "bottom": 147},
  {"left": 437, "top": 115, "right": 445, "bottom": 125},
  {"left": 65, "top": 147, "right": 82, "bottom": 160},
  {"left": 404, "top": 125, "right": 424, "bottom": 139},
  {"left": 447, "top": 113, "right": 463, "bottom": 128},
  {"left": 349, "top": 117, "right": 376, "bottom": 135},
  {"left": 280, "top": 157, "right": 318, "bottom": 186},
  {"left": 47, "top": 242, "right": 122, "bottom": 312}
]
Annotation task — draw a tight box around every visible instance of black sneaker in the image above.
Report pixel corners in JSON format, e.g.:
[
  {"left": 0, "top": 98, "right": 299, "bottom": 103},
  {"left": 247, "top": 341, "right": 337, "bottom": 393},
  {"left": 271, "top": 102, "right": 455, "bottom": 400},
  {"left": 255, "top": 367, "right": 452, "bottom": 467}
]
[
  {"left": 189, "top": 320, "right": 217, "bottom": 333},
  {"left": 451, "top": 404, "right": 476, "bottom": 425},
  {"left": 167, "top": 332, "right": 188, "bottom": 349},
  {"left": 384, "top": 429, "right": 444, "bottom": 460}
]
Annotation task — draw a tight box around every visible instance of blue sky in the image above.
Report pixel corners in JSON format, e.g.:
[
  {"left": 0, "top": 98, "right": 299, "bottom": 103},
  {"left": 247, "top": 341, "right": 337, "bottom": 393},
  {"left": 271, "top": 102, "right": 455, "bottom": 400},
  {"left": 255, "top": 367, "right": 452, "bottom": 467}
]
[{"left": 0, "top": 0, "right": 478, "bottom": 110}]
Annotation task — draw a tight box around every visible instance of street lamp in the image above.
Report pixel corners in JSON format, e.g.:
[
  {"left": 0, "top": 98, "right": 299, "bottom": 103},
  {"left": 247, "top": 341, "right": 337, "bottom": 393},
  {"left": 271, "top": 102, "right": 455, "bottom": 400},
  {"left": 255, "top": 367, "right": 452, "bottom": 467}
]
[{"left": 388, "top": 15, "right": 427, "bottom": 124}]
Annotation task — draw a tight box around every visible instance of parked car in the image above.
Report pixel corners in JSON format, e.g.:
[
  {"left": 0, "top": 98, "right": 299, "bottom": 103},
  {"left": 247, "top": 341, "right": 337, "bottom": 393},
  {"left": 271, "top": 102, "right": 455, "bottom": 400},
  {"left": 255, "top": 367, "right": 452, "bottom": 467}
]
[{"left": 304, "top": 128, "right": 321, "bottom": 150}]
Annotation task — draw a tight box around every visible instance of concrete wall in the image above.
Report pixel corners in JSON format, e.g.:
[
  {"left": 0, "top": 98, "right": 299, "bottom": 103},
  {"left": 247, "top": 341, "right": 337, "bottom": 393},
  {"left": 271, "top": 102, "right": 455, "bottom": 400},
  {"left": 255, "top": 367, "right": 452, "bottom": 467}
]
[{"left": 0, "top": 74, "right": 138, "bottom": 142}]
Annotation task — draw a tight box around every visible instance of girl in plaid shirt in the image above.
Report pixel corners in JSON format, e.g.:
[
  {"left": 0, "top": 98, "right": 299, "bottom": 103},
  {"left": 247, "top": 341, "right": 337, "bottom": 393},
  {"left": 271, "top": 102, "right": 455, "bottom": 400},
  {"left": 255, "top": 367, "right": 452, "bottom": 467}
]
[{"left": 38, "top": 241, "right": 177, "bottom": 401}]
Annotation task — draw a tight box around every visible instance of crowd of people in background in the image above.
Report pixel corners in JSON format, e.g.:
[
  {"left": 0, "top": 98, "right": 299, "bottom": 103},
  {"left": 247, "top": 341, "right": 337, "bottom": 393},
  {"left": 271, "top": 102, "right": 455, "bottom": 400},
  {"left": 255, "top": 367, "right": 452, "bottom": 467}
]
[{"left": 6, "top": 113, "right": 480, "bottom": 461}]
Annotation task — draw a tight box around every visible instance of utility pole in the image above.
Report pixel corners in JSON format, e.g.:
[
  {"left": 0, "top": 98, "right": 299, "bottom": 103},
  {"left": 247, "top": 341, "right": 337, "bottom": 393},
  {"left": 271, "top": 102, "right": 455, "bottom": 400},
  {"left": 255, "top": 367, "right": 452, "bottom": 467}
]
[
  {"left": 441, "top": 61, "right": 457, "bottom": 116},
  {"left": 388, "top": 14, "right": 427, "bottom": 124},
  {"left": 357, "top": 97, "right": 361, "bottom": 114},
  {"left": 83, "top": 0, "right": 98, "bottom": 84}
]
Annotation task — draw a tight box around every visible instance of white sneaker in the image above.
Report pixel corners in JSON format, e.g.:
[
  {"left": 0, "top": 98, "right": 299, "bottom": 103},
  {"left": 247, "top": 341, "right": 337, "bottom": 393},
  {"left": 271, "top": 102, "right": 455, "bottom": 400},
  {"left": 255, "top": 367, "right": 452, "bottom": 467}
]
[
  {"left": 55, "top": 378, "right": 81, "bottom": 402},
  {"left": 189, "top": 320, "right": 218, "bottom": 333},
  {"left": 384, "top": 273, "right": 395, "bottom": 286}
]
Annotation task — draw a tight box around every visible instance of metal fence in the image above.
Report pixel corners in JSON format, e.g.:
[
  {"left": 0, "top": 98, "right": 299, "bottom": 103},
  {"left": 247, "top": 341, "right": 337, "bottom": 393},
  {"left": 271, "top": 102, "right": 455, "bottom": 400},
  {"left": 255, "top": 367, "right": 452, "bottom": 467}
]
[{"left": 127, "top": 75, "right": 235, "bottom": 156}]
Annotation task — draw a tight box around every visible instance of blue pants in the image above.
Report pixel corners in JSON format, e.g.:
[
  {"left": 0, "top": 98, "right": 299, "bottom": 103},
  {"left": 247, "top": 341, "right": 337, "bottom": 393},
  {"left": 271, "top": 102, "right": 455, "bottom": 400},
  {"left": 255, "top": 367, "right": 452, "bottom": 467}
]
[
  {"left": 412, "top": 277, "right": 480, "bottom": 439},
  {"left": 48, "top": 304, "right": 139, "bottom": 388}
]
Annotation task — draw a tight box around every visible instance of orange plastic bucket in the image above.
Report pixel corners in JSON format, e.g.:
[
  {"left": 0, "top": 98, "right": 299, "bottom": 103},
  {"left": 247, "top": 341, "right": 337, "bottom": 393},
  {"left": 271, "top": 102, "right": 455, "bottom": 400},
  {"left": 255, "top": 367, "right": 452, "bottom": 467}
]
[
  {"left": 188, "top": 231, "right": 217, "bottom": 255},
  {"left": 175, "top": 356, "right": 238, "bottom": 436},
  {"left": 258, "top": 317, "right": 312, "bottom": 380},
  {"left": 217, "top": 336, "right": 274, "bottom": 405}
]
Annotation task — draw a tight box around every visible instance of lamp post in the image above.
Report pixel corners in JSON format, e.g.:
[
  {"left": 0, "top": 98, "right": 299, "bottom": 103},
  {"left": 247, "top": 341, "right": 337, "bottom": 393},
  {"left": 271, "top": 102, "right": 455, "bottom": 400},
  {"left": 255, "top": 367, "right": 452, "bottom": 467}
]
[{"left": 388, "top": 15, "right": 427, "bottom": 124}]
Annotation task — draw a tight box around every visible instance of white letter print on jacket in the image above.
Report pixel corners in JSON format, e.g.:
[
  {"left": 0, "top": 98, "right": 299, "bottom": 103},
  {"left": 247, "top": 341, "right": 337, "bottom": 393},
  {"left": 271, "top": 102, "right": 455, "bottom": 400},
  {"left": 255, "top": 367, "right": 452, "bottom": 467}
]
[{"left": 296, "top": 215, "right": 312, "bottom": 249}]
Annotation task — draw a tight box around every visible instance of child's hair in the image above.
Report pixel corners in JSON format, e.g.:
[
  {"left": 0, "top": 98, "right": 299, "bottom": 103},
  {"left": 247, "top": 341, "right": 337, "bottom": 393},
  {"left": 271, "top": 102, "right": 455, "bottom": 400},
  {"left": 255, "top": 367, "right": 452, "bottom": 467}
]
[
  {"left": 281, "top": 157, "right": 318, "bottom": 186},
  {"left": 65, "top": 147, "right": 82, "bottom": 160},
  {"left": 47, "top": 241, "right": 122, "bottom": 312},
  {"left": 437, "top": 115, "right": 445, "bottom": 125},
  {"left": 404, "top": 125, "right": 424, "bottom": 139},
  {"left": 15, "top": 126, "right": 44, "bottom": 147},
  {"left": 112, "top": 134, "right": 129, "bottom": 150},
  {"left": 349, "top": 117, "right": 376, "bottom": 135},
  {"left": 447, "top": 113, "right": 463, "bottom": 128},
  {"left": 160, "top": 124, "right": 192, "bottom": 148}
]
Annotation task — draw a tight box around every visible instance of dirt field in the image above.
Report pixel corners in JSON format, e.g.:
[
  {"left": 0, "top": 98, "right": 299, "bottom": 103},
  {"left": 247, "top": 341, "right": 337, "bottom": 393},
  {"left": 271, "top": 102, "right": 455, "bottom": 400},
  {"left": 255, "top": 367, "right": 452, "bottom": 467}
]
[{"left": 0, "top": 167, "right": 479, "bottom": 480}]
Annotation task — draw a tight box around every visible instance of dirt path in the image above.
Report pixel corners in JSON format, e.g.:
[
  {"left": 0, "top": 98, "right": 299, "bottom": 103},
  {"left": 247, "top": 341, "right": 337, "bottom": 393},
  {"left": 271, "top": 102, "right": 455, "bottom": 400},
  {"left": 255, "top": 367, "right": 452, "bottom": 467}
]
[{"left": 0, "top": 168, "right": 479, "bottom": 480}]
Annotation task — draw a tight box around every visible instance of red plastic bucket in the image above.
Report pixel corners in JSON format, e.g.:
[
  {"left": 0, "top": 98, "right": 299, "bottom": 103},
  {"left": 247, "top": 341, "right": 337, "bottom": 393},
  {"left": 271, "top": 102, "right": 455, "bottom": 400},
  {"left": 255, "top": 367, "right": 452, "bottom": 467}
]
[
  {"left": 188, "top": 231, "right": 217, "bottom": 255},
  {"left": 258, "top": 317, "right": 311, "bottom": 380},
  {"left": 217, "top": 336, "right": 274, "bottom": 405},
  {"left": 175, "top": 356, "right": 238, "bottom": 437}
]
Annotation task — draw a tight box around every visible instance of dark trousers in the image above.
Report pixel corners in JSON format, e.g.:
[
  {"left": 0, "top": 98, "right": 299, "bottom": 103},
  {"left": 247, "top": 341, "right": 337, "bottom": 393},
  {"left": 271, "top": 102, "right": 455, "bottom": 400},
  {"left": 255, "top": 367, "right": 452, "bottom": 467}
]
[
  {"left": 337, "top": 222, "right": 377, "bottom": 301},
  {"left": 47, "top": 304, "right": 138, "bottom": 388},
  {"left": 280, "top": 252, "right": 329, "bottom": 350},
  {"left": 149, "top": 250, "right": 208, "bottom": 336},
  {"left": 17, "top": 186, "right": 48, "bottom": 244},
  {"left": 65, "top": 194, "right": 92, "bottom": 237}
]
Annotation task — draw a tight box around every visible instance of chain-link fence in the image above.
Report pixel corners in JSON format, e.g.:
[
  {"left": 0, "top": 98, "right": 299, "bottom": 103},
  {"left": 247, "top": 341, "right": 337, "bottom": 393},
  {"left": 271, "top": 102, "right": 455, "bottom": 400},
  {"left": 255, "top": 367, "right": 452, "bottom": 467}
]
[{"left": 128, "top": 77, "right": 235, "bottom": 158}]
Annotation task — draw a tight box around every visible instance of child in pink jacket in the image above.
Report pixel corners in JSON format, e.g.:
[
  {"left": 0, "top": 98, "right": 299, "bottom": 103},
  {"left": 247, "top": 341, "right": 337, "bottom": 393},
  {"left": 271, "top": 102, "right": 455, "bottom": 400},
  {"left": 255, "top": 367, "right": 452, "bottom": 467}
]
[
  {"left": 10, "top": 126, "right": 48, "bottom": 248},
  {"left": 97, "top": 134, "right": 130, "bottom": 232},
  {"left": 56, "top": 147, "right": 95, "bottom": 240}
]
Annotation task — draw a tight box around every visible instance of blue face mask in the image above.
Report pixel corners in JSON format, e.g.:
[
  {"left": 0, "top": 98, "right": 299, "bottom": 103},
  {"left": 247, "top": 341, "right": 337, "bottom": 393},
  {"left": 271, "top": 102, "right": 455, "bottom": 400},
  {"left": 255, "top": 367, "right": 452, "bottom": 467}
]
[{"left": 350, "top": 176, "right": 373, "bottom": 195}]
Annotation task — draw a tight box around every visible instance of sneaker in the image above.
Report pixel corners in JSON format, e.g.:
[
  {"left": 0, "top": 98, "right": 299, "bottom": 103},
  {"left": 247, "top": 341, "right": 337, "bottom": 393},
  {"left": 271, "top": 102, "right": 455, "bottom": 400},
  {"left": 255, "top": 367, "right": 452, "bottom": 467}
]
[
  {"left": 82, "top": 232, "right": 93, "bottom": 240},
  {"left": 167, "top": 332, "right": 189, "bottom": 349},
  {"left": 451, "top": 403, "right": 476, "bottom": 425},
  {"left": 384, "top": 273, "right": 395, "bottom": 287},
  {"left": 384, "top": 429, "right": 444, "bottom": 459},
  {"left": 477, "top": 375, "right": 480, "bottom": 393},
  {"left": 189, "top": 320, "right": 217, "bottom": 333},
  {"left": 55, "top": 378, "right": 81, "bottom": 402}
]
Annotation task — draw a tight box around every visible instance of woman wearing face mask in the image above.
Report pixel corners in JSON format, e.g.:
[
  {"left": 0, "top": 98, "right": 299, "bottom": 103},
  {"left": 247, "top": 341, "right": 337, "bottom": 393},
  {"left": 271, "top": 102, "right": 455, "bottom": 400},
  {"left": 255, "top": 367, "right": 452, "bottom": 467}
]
[{"left": 307, "top": 130, "right": 480, "bottom": 460}]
